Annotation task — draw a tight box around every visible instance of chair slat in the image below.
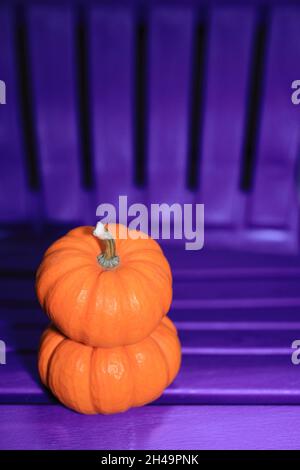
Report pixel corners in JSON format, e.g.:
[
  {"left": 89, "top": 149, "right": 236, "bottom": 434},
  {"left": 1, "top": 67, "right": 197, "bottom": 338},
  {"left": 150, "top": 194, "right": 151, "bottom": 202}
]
[
  {"left": 3, "top": 273, "right": 300, "bottom": 306},
  {"left": 2, "top": 234, "right": 300, "bottom": 272},
  {"left": 3, "top": 306, "right": 300, "bottom": 328},
  {"left": 0, "top": 8, "right": 27, "bottom": 221},
  {"left": 2, "top": 352, "right": 300, "bottom": 405},
  {"left": 28, "top": 6, "right": 82, "bottom": 221},
  {"left": 0, "top": 320, "right": 297, "bottom": 353},
  {"left": 89, "top": 7, "right": 134, "bottom": 208},
  {"left": 250, "top": 7, "right": 300, "bottom": 227},
  {"left": 0, "top": 404, "right": 300, "bottom": 450},
  {"left": 148, "top": 7, "right": 193, "bottom": 204},
  {"left": 200, "top": 7, "right": 255, "bottom": 225}
]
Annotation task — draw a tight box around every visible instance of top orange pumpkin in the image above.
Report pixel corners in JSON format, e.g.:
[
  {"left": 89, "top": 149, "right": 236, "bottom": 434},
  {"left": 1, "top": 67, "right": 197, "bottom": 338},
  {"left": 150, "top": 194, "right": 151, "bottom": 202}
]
[{"left": 36, "top": 223, "right": 172, "bottom": 348}]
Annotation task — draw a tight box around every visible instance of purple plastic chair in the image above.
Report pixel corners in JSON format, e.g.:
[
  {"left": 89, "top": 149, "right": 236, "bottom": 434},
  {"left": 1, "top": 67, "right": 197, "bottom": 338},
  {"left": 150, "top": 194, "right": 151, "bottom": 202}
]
[{"left": 1, "top": 0, "right": 300, "bottom": 450}]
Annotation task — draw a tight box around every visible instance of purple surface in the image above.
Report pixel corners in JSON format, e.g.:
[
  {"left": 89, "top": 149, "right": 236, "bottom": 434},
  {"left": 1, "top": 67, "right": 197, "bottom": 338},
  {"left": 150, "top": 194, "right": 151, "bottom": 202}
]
[
  {"left": 90, "top": 7, "right": 135, "bottom": 208},
  {"left": 1, "top": 235, "right": 300, "bottom": 447},
  {"left": 0, "top": 2, "right": 299, "bottom": 251},
  {"left": 1, "top": 405, "right": 300, "bottom": 450},
  {"left": 250, "top": 6, "right": 300, "bottom": 228}
]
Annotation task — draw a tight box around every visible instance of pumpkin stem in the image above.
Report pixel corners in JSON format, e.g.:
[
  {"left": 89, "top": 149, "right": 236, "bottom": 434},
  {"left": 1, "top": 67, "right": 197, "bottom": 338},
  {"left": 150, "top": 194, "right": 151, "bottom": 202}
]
[{"left": 93, "top": 222, "right": 120, "bottom": 269}]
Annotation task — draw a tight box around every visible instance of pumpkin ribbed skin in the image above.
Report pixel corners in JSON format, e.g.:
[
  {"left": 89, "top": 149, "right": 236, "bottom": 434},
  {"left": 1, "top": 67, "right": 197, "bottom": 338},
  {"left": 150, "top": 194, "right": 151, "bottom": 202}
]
[
  {"left": 36, "top": 224, "right": 172, "bottom": 348},
  {"left": 38, "top": 316, "right": 181, "bottom": 414}
]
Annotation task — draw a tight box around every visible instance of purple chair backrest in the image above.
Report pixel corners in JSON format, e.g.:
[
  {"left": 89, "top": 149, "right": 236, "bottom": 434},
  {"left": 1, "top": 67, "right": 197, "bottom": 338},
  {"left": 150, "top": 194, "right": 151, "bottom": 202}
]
[{"left": 0, "top": 2, "right": 299, "bottom": 252}]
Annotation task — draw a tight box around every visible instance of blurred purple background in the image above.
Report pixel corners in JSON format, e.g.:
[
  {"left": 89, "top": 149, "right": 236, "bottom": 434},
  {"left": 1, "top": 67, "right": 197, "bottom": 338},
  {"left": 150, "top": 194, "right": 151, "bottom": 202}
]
[{"left": 1, "top": 0, "right": 300, "bottom": 450}]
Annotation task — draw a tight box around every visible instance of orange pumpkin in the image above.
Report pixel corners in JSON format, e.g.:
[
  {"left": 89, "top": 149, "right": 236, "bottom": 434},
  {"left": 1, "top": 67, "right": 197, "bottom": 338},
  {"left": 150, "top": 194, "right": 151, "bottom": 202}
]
[
  {"left": 38, "top": 316, "right": 181, "bottom": 414},
  {"left": 36, "top": 223, "right": 172, "bottom": 348}
]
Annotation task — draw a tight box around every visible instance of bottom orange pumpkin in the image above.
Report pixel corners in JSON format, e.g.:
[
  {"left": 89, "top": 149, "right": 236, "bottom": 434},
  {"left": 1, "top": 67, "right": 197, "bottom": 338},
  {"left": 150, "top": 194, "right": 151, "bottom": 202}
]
[{"left": 38, "top": 316, "right": 181, "bottom": 414}]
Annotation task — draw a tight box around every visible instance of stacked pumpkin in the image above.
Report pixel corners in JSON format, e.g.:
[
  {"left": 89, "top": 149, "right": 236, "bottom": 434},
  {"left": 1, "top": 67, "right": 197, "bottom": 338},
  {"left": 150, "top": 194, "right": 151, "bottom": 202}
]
[{"left": 36, "top": 223, "right": 181, "bottom": 414}]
